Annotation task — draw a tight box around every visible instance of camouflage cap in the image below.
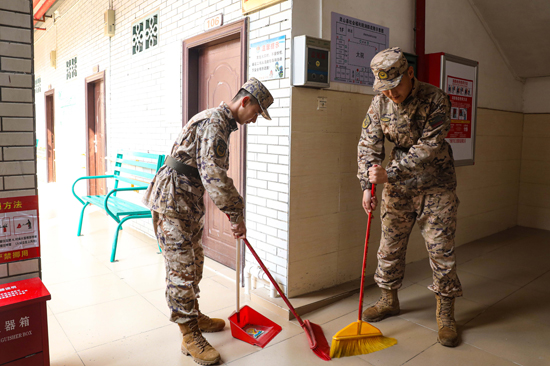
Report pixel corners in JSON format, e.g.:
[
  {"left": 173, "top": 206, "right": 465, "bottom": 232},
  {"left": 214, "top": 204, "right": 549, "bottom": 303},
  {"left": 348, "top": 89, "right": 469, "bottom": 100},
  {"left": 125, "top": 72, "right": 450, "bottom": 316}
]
[
  {"left": 371, "top": 47, "right": 409, "bottom": 92},
  {"left": 239, "top": 77, "right": 274, "bottom": 120}
]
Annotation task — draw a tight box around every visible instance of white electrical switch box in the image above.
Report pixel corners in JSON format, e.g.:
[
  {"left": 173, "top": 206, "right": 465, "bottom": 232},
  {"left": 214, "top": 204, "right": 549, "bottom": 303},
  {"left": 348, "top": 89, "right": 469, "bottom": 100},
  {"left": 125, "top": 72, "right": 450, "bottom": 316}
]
[
  {"left": 292, "top": 35, "right": 331, "bottom": 88},
  {"left": 104, "top": 10, "right": 115, "bottom": 37}
]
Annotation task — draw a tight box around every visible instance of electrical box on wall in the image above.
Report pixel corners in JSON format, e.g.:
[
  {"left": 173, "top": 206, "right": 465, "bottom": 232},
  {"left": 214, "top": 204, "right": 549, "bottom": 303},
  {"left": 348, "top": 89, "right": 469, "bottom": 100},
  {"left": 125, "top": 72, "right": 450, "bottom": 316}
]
[
  {"left": 104, "top": 9, "right": 115, "bottom": 37},
  {"left": 49, "top": 50, "right": 56, "bottom": 68},
  {"left": 292, "top": 35, "right": 330, "bottom": 88}
]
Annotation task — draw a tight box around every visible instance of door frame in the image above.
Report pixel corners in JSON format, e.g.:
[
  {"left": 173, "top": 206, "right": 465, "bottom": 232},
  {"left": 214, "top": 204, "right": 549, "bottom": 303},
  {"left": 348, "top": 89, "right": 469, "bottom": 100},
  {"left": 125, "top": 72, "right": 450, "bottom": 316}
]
[
  {"left": 85, "top": 71, "right": 106, "bottom": 195},
  {"left": 44, "top": 89, "right": 55, "bottom": 183},
  {"left": 182, "top": 19, "right": 248, "bottom": 202}
]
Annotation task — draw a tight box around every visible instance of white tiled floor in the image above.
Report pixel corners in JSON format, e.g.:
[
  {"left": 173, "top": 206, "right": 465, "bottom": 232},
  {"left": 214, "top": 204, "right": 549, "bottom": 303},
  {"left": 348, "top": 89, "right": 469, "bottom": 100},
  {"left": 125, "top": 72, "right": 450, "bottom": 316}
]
[{"left": 39, "top": 183, "right": 550, "bottom": 365}]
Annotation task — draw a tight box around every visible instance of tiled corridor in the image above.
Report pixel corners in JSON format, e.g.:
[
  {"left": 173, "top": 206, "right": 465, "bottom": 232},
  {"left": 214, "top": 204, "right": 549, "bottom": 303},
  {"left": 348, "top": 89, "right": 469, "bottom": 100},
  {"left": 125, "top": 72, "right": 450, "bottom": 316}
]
[{"left": 40, "top": 183, "right": 550, "bottom": 366}]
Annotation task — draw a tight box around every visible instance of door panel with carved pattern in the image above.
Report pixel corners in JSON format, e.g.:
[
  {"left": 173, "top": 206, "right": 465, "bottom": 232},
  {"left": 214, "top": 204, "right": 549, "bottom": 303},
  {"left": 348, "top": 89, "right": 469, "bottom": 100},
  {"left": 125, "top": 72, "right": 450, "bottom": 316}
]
[{"left": 198, "top": 38, "right": 244, "bottom": 269}]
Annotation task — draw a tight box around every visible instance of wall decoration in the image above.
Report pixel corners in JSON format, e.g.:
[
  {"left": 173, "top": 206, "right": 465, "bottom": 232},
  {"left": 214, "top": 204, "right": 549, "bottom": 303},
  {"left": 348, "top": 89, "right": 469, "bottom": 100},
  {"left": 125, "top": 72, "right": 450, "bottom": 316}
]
[
  {"left": 132, "top": 12, "right": 158, "bottom": 55},
  {"left": 34, "top": 77, "right": 41, "bottom": 93},
  {"left": 65, "top": 57, "right": 77, "bottom": 80}
]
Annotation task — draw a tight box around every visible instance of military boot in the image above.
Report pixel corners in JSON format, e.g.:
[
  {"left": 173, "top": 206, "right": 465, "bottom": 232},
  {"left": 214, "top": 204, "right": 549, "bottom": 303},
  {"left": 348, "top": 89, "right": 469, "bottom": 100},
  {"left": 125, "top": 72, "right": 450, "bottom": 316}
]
[
  {"left": 195, "top": 301, "right": 225, "bottom": 333},
  {"left": 435, "top": 294, "right": 458, "bottom": 347},
  {"left": 362, "top": 288, "right": 400, "bottom": 322},
  {"left": 178, "top": 320, "right": 221, "bottom": 365},
  {"left": 198, "top": 312, "right": 225, "bottom": 333}
]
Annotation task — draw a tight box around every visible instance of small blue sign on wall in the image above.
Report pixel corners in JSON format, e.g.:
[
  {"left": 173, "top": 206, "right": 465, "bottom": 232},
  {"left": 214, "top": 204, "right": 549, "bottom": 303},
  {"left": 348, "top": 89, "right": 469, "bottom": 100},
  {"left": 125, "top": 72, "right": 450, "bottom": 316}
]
[{"left": 249, "top": 35, "right": 286, "bottom": 81}]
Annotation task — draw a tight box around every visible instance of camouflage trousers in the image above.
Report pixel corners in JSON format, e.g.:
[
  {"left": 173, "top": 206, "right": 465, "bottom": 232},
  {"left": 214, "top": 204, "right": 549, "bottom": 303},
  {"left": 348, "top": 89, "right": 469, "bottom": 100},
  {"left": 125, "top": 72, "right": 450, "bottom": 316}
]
[
  {"left": 152, "top": 210, "right": 205, "bottom": 324},
  {"left": 374, "top": 187, "right": 462, "bottom": 298}
]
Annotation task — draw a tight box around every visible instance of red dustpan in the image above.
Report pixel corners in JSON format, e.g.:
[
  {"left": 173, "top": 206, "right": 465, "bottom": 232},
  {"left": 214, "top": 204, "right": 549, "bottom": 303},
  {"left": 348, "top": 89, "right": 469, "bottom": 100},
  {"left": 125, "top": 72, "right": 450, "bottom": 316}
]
[
  {"left": 241, "top": 236, "right": 331, "bottom": 361},
  {"left": 228, "top": 238, "right": 282, "bottom": 348}
]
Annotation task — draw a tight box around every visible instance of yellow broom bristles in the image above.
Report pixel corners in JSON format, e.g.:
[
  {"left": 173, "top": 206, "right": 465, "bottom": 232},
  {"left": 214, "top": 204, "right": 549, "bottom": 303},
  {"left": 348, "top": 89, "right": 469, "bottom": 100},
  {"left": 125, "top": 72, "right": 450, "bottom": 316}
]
[
  {"left": 330, "top": 334, "right": 397, "bottom": 358},
  {"left": 330, "top": 321, "right": 397, "bottom": 358}
]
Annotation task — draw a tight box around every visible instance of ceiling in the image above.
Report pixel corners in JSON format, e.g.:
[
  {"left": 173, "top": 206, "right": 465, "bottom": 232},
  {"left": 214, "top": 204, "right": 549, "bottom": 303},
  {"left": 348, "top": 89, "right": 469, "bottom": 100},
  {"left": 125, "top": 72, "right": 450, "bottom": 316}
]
[{"left": 469, "top": 0, "right": 550, "bottom": 79}]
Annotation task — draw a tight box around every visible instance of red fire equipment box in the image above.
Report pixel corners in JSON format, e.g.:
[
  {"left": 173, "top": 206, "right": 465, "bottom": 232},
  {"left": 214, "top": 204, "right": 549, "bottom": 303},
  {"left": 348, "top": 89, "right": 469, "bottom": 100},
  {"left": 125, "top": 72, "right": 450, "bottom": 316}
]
[{"left": 0, "top": 277, "right": 51, "bottom": 366}]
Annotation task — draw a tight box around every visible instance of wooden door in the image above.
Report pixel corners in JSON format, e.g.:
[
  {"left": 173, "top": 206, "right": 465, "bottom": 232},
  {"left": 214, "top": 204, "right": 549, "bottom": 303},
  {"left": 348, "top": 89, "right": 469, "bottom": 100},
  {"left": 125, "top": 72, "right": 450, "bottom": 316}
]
[
  {"left": 85, "top": 73, "right": 106, "bottom": 196},
  {"left": 45, "top": 90, "right": 56, "bottom": 183},
  {"left": 198, "top": 38, "right": 244, "bottom": 269}
]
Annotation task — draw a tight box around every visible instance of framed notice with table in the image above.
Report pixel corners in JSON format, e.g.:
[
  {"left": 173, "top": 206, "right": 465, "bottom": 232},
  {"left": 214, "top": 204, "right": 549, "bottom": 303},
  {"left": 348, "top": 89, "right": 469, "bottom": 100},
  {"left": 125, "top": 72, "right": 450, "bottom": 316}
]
[
  {"left": 0, "top": 195, "right": 40, "bottom": 264},
  {"left": 425, "top": 53, "right": 479, "bottom": 166}
]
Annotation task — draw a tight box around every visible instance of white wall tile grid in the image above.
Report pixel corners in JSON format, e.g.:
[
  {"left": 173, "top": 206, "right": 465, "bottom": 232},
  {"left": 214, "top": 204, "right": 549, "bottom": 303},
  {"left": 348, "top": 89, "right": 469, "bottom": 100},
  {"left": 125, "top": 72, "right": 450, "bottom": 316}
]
[{"left": 32, "top": 0, "right": 292, "bottom": 289}]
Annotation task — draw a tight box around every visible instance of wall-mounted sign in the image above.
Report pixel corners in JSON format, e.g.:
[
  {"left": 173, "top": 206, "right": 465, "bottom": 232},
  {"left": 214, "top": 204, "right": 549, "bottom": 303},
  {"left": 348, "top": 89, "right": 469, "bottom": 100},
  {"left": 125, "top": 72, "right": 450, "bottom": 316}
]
[
  {"left": 205, "top": 14, "right": 223, "bottom": 31},
  {"left": 425, "top": 53, "right": 479, "bottom": 166},
  {"left": 330, "top": 12, "right": 389, "bottom": 86},
  {"left": 249, "top": 35, "right": 286, "bottom": 81},
  {"left": 132, "top": 11, "right": 158, "bottom": 55},
  {"left": 242, "top": 0, "right": 287, "bottom": 14},
  {"left": 0, "top": 196, "right": 40, "bottom": 264},
  {"left": 66, "top": 56, "right": 77, "bottom": 80}
]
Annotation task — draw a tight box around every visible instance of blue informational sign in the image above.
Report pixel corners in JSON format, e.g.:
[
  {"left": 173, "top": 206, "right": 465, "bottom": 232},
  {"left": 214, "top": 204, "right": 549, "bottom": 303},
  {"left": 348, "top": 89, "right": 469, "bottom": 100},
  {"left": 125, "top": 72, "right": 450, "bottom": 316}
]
[
  {"left": 249, "top": 35, "right": 286, "bottom": 81},
  {"left": 330, "top": 12, "right": 389, "bottom": 86}
]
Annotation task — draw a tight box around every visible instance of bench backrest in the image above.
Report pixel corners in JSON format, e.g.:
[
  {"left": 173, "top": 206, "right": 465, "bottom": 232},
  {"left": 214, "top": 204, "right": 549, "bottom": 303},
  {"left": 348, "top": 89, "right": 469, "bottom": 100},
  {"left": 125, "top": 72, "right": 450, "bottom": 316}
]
[{"left": 112, "top": 151, "right": 165, "bottom": 191}]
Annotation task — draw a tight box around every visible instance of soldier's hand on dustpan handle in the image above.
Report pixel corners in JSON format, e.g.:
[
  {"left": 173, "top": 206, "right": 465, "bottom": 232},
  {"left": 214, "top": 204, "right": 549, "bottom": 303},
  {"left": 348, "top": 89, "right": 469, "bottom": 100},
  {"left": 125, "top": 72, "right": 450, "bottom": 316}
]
[{"left": 230, "top": 219, "right": 247, "bottom": 239}]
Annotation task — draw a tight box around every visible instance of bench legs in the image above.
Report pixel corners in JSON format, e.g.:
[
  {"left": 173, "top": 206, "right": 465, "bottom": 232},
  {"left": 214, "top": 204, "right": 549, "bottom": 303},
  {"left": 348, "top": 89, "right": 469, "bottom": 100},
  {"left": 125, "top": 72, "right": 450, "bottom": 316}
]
[
  {"left": 77, "top": 203, "right": 90, "bottom": 236},
  {"left": 110, "top": 216, "right": 137, "bottom": 262},
  {"left": 79, "top": 208, "right": 156, "bottom": 263}
]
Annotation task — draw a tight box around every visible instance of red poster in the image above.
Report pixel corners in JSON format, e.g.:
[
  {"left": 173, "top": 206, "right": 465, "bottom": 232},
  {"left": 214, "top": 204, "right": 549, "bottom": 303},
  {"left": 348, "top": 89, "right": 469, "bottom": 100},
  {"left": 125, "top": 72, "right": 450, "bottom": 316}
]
[
  {"left": 446, "top": 76, "right": 473, "bottom": 143},
  {"left": 0, "top": 196, "right": 40, "bottom": 264}
]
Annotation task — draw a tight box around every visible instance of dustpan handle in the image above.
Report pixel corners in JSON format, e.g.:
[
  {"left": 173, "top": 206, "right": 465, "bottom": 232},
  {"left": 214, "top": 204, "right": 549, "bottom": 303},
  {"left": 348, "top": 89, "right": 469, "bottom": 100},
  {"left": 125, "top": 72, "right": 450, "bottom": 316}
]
[
  {"left": 358, "top": 184, "right": 376, "bottom": 321},
  {"left": 227, "top": 214, "right": 305, "bottom": 326},
  {"left": 236, "top": 238, "right": 241, "bottom": 314}
]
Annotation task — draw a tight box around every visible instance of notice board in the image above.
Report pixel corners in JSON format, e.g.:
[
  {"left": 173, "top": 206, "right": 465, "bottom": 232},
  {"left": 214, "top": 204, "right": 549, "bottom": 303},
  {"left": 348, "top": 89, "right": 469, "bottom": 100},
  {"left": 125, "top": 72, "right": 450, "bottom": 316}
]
[
  {"left": 249, "top": 35, "right": 286, "bottom": 81},
  {"left": 426, "top": 53, "right": 479, "bottom": 166},
  {"left": 330, "top": 12, "right": 389, "bottom": 86}
]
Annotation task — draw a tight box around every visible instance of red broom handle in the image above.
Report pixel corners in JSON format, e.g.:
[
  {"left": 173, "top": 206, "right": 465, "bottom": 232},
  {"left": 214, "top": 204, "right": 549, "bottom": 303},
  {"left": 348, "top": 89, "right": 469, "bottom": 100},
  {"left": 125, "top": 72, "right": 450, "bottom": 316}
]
[
  {"left": 227, "top": 215, "right": 305, "bottom": 327},
  {"left": 243, "top": 238, "right": 306, "bottom": 327},
  {"left": 358, "top": 184, "right": 376, "bottom": 321}
]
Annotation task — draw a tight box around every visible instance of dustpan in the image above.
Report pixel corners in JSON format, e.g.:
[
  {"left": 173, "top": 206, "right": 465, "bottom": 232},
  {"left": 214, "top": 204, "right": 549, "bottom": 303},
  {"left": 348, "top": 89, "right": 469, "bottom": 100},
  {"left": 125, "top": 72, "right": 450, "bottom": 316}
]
[
  {"left": 241, "top": 237, "right": 331, "bottom": 360},
  {"left": 228, "top": 238, "right": 282, "bottom": 347}
]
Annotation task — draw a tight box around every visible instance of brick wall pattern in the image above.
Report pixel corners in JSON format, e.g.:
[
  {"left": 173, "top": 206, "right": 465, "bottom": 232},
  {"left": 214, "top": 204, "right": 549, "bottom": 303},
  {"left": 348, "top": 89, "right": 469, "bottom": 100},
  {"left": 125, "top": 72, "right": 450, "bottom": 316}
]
[{"left": 33, "top": 0, "right": 291, "bottom": 290}]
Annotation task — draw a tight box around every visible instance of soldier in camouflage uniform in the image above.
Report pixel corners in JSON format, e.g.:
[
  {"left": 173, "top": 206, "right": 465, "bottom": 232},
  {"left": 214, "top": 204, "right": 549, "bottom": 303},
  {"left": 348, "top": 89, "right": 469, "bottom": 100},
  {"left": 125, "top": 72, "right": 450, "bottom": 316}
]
[
  {"left": 143, "top": 77, "right": 274, "bottom": 365},
  {"left": 357, "top": 47, "right": 461, "bottom": 347}
]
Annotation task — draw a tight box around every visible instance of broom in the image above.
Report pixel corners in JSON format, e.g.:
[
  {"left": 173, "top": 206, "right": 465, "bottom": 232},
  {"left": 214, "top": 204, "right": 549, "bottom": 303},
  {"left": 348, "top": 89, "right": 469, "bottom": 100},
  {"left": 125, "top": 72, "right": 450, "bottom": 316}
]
[{"left": 330, "top": 184, "right": 397, "bottom": 358}]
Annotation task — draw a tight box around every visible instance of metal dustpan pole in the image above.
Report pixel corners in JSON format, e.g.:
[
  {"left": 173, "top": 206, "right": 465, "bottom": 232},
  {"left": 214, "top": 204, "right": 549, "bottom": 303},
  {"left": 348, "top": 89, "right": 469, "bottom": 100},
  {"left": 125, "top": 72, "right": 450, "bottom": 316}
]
[{"left": 235, "top": 238, "right": 241, "bottom": 323}]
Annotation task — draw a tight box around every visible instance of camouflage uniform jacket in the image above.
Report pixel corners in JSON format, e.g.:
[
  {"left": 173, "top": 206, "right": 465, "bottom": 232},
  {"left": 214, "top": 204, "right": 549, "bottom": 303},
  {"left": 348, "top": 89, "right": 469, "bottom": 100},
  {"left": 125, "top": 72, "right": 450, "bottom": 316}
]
[
  {"left": 358, "top": 77, "right": 457, "bottom": 194},
  {"left": 143, "top": 102, "right": 244, "bottom": 223}
]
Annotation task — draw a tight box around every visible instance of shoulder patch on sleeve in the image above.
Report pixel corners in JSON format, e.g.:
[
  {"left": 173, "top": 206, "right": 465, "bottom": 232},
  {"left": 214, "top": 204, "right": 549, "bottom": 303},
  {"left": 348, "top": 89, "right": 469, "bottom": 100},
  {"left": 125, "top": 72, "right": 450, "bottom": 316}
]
[
  {"left": 214, "top": 138, "right": 228, "bottom": 158},
  {"left": 362, "top": 115, "right": 371, "bottom": 129},
  {"left": 428, "top": 114, "right": 446, "bottom": 129}
]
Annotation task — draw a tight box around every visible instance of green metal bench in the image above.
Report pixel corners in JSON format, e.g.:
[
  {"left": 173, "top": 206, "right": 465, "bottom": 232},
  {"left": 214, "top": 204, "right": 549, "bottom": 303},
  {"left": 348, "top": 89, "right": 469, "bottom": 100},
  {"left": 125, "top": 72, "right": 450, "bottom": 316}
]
[{"left": 72, "top": 151, "right": 165, "bottom": 262}]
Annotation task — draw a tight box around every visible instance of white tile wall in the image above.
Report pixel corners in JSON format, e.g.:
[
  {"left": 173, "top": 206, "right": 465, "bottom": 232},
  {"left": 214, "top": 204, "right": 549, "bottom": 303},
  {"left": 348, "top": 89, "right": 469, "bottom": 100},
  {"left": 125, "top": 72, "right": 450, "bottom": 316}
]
[{"left": 33, "top": 0, "right": 292, "bottom": 290}]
